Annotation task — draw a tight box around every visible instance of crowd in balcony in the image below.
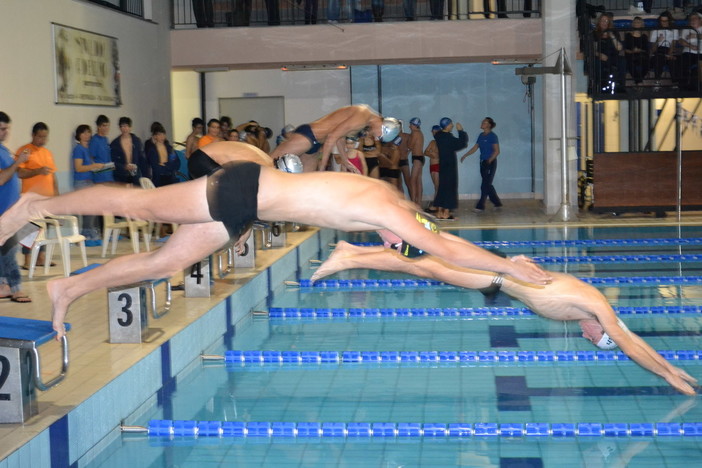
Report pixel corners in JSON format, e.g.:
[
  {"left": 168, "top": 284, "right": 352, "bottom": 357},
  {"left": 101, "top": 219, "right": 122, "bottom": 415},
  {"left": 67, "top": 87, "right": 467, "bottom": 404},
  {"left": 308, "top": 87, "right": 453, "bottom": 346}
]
[{"left": 584, "top": 8, "right": 702, "bottom": 96}]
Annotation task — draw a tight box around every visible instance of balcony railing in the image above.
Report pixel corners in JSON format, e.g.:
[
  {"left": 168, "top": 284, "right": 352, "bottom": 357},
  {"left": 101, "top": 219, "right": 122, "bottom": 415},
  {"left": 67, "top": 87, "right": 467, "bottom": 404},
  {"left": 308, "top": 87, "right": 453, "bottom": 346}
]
[
  {"left": 175, "top": 0, "right": 540, "bottom": 28},
  {"left": 87, "top": 0, "right": 144, "bottom": 18},
  {"left": 580, "top": 17, "right": 701, "bottom": 99}
]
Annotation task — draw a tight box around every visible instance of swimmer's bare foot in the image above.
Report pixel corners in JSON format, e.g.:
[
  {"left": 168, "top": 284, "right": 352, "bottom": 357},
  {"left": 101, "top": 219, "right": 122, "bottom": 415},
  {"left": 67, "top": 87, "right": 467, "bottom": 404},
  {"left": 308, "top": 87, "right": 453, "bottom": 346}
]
[
  {"left": 47, "top": 277, "right": 71, "bottom": 340},
  {"left": 0, "top": 192, "right": 50, "bottom": 245},
  {"left": 310, "top": 241, "right": 358, "bottom": 282}
]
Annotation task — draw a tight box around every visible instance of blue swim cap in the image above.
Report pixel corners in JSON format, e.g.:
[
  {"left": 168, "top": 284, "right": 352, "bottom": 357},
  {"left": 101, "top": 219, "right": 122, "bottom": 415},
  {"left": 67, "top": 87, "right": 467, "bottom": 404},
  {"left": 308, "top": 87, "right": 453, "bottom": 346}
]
[
  {"left": 431, "top": 125, "right": 441, "bottom": 132},
  {"left": 439, "top": 117, "right": 452, "bottom": 129},
  {"left": 409, "top": 117, "right": 421, "bottom": 127}
]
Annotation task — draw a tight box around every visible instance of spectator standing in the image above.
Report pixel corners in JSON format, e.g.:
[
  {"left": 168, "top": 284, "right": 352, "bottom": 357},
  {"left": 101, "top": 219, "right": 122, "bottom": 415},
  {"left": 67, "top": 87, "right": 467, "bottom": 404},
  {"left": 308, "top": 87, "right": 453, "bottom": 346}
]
[
  {"left": 433, "top": 118, "right": 467, "bottom": 220},
  {"left": 408, "top": 117, "right": 425, "bottom": 205},
  {"left": 185, "top": 117, "right": 204, "bottom": 159},
  {"left": 0, "top": 112, "right": 31, "bottom": 302},
  {"left": 425, "top": 125, "right": 441, "bottom": 211},
  {"left": 145, "top": 122, "right": 179, "bottom": 188},
  {"left": 72, "top": 124, "right": 104, "bottom": 241},
  {"left": 461, "top": 117, "right": 502, "bottom": 212},
  {"left": 111, "top": 116, "right": 148, "bottom": 185},
  {"left": 90, "top": 115, "right": 114, "bottom": 183},
  {"left": 198, "top": 119, "right": 223, "bottom": 148},
  {"left": 16, "top": 122, "right": 58, "bottom": 268}
]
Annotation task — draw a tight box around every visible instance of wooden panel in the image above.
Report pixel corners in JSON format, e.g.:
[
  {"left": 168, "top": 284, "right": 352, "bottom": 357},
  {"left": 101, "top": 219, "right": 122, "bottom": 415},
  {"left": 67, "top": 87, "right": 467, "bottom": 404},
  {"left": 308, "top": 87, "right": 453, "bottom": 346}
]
[{"left": 593, "top": 151, "right": 702, "bottom": 210}]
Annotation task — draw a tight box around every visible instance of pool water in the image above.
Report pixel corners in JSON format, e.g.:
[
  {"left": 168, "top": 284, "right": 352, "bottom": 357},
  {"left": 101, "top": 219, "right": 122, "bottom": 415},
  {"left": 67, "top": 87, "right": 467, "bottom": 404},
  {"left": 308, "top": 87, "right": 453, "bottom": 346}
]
[{"left": 81, "top": 227, "right": 702, "bottom": 467}]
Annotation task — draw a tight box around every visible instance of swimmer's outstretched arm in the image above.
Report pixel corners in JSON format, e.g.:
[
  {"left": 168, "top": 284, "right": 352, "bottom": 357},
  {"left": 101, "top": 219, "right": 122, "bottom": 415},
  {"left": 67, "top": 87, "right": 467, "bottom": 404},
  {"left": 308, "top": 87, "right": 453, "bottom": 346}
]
[
  {"left": 383, "top": 211, "right": 551, "bottom": 285},
  {"left": 595, "top": 309, "right": 697, "bottom": 395}
]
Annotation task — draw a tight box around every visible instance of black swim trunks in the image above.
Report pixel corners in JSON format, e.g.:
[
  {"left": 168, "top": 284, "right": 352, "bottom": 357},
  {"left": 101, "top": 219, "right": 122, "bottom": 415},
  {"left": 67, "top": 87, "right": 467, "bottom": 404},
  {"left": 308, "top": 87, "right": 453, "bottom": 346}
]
[
  {"left": 365, "top": 157, "right": 379, "bottom": 172},
  {"left": 293, "top": 124, "right": 322, "bottom": 154},
  {"left": 391, "top": 212, "right": 439, "bottom": 258},
  {"left": 380, "top": 168, "right": 400, "bottom": 179},
  {"left": 412, "top": 155, "right": 425, "bottom": 164},
  {"left": 399, "top": 159, "right": 409, "bottom": 167},
  {"left": 189, "top": 149, "right": 222, "bottom": 179},
  {"left": 206, "top": 161, "right": 260, "bottom": 240}
]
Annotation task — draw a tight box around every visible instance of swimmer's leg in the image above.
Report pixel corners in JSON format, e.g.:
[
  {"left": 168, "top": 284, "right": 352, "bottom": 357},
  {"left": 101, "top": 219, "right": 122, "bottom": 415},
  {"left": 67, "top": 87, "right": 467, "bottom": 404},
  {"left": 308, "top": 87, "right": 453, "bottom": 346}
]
[
  {"left": 0, "top": 178, "right": 212, "bottom": 244},
  {"left": 269, "top": 133, "right": 312, "bottom": 160},
  {"left": 48, "top": 222, "right": 230, "bottom": 338}
]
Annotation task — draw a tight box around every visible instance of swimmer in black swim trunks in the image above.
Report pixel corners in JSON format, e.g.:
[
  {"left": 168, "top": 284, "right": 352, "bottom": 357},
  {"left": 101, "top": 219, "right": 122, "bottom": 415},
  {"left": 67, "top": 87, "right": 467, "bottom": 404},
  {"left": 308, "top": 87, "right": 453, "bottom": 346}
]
[
  {"left": 269, "top": 105, "right": 401, "bottom": 173},
  {"left": 311, "top": 240, "right": 698, "bottom": 395},
  {"left": 0, "top": 144, "right": 552, "bottom": 340}
]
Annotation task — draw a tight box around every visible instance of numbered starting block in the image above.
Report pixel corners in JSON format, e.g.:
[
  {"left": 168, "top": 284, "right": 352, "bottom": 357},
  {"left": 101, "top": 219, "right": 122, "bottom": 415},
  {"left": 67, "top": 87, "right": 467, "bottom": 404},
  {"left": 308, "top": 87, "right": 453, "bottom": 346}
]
[
  {"left": 185, "top": 257, "right": 213, "bottom": 297},
  {"left": 0, "top": 317, "right": 70, "bottom": 423},
  {"left": 107, "top": 278, "right": 171, "bottom": 343}
]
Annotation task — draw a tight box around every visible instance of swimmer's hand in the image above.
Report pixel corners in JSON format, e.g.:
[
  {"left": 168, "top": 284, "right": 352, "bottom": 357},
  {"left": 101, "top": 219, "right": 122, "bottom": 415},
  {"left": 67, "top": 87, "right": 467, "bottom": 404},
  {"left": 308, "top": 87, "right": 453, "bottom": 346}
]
[
  {"left": 666, "top": 366, "right": 698, "bottom": 396},
  {"left": 233, "top": 237, "right": 247, "bottom": 255},
  {"left": 344, "top": 162, "right": 361, "bottom": 174},
  {"left": 508, "top": 255, "right": 552, "bottom": 285}
]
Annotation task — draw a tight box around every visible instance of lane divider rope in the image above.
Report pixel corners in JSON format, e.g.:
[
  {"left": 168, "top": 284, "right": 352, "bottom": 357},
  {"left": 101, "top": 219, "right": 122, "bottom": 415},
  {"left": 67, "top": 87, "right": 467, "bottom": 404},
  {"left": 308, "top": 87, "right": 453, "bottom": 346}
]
[
  {"left": 134, "top": 420, "right": 702, "bottom": 438},
  {"left": 266, "top": 305, "right": 702, "bottom": 319}
]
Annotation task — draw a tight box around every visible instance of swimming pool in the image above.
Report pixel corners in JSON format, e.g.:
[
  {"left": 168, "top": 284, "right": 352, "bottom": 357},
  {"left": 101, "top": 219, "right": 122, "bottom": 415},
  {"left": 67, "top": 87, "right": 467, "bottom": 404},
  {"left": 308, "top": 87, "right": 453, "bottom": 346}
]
[{"left": 78, "top": 226, "right": 702, "bottom": 467}]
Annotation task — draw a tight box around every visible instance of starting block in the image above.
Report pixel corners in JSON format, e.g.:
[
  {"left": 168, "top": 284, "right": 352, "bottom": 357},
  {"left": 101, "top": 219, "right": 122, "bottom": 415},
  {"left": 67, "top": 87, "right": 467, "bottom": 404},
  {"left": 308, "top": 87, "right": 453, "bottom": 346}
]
[
  {"left": 268, "top": 222, "right": 286, "bottom": 248},
  {"left": 0, "top": 317, "right": 70, "bottom": 423},
  {"left": 107, "top": 278, "right": 171, "bottom": 343},
  {"left": 234, "top": 232, "right": 256, "bottom": 268},
  {"left": 215, "top": 245, "right": 234, "bottom": 279},
  {"left": 185, "top": 257, "right": 213, "bottom": 297}
]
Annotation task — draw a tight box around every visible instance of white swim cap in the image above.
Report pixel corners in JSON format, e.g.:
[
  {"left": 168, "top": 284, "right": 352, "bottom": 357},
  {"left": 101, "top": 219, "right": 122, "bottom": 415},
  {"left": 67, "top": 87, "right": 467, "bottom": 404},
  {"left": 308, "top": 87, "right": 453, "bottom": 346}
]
[
  {"left": 379, "top": 117, "right": 401, "bottom": 142},
  {"left": 596, "top": 331, "right": 618, "bottom": 350},
  {"left": 276, "top": 154, "right": 303, "bottom": 173}
]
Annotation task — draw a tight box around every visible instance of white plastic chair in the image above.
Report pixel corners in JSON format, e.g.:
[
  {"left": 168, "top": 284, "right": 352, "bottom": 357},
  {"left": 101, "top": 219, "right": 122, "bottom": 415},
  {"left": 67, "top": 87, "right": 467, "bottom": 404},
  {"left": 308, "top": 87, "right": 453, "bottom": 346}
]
[
  {"left": 139, "top": 177, "right": 178, "bottom": 239},
  {"left": 28, "top": 216, "right": 88, "bottom": 278},
  {"left": 101, "top": 214, "right": 151, "bottom": 257}
]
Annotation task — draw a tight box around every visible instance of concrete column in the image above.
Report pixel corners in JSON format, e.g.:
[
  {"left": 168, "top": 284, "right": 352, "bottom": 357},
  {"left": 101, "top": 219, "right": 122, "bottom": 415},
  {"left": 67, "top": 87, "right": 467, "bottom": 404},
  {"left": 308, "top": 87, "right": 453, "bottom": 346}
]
[{"left": 541, "top": 0, "right": 578, "bottom": 214}]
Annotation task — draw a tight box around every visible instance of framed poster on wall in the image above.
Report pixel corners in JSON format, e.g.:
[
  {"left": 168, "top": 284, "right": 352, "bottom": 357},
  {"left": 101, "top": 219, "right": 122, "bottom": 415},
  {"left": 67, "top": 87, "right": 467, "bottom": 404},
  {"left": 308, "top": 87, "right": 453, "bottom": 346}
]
[{"left": 52, "top": 23, "right": 121, "bottom": 106}]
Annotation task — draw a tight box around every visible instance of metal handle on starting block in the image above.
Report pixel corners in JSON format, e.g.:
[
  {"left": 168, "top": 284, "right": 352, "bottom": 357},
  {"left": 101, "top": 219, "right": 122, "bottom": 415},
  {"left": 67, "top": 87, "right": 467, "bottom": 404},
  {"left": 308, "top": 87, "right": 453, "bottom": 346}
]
[{"left": 32, "top": 335, "right": 69, "bottom": 392}]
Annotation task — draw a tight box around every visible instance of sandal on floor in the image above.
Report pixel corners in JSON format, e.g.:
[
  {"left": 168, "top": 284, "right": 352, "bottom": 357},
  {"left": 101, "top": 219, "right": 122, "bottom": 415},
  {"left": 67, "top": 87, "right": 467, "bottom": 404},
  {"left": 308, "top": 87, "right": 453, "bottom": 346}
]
[{"left": 10, "top": 294, "right": 32, "bottom": 303}]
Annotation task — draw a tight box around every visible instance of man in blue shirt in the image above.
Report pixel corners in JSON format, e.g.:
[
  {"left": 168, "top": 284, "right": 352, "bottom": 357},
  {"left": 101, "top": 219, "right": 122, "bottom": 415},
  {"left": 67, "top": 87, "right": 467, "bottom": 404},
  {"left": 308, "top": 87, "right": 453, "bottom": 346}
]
[
  {"left": 90, "top": 114, "right": 114, "bottom": 183},
  {"left": 0, "top": 111, "right": 31, "bottom": 302}
]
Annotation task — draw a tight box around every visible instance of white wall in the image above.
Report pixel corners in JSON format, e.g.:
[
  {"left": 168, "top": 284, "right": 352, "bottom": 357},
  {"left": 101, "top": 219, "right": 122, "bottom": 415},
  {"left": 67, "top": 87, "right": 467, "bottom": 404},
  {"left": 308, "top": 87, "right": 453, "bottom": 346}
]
[{"left": 0, "top": 0, "right": 172, "bottom": 192}]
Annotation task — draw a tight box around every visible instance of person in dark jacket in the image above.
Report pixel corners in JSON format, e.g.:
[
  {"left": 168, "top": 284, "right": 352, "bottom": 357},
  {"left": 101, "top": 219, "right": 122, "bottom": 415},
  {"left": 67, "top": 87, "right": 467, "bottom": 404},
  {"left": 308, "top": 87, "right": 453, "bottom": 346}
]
[
  {"left": 145, "top": 122, "right": 179, "bottom": 188},
  {"left": 432, "top": 117, "right": 467, "bottom": 220},
  {"left": 110, "top": 117, "right": 149, "bottom": 185}
]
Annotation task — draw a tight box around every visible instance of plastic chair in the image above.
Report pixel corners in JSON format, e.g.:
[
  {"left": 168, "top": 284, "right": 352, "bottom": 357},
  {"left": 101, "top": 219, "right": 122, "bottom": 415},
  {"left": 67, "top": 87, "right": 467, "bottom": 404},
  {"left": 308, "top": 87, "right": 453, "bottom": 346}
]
[
  {"left": 101, "top": 214, "right": 151, "bottom": 257},
  {"left": 28, "top": 216, "right": 88, "bottom": 279},
  {"left": 139, "top": 177, "right": 178, "bottom": 238}
]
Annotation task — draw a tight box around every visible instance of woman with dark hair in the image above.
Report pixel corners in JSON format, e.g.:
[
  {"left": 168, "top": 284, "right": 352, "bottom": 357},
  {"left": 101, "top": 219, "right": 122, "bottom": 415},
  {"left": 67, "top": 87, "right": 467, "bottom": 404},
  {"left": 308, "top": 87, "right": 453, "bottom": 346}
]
[
  {"left": 461, "top": 117, "right": 502, "bottom": 213},
  {"left": 145, "top": 122, "right": 179, "bottom": 188},
  {"left": 650, "top": 11, "right": 679, "bottom": 86},
  {"left": 72, "top": 124, "right": 104, "bottom": 240},
  {"left": 591, "top": 13, "right": 626, "bottom": 93}
]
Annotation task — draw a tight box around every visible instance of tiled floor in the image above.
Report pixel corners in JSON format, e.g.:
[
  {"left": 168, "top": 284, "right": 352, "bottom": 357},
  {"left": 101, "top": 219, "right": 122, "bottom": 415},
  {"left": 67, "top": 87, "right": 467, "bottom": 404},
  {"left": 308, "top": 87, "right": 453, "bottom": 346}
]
[{"left": 1, "top": 200, "right": 701, "bottom": 462}]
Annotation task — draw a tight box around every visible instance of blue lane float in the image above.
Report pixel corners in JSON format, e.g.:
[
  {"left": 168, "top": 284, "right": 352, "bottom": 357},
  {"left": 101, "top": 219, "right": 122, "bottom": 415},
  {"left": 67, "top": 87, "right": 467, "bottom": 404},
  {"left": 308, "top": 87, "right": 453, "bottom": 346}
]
[
  {"left": 292, "top": 275, "right": 702, "bottom": 290},
  {"left": 144, "top": 419, "right": 702, "bottom": 438},
  {"left": 532, "top": 254, "right": 702, "bottom": 264},
  {"left": 216, "top": 349, "right": 702, "bottom": 368},
  {"left": 267, "top": 305, "right": 702, "bottom": 320},
  {"left": 348, "top": 238, "right": 702, "bottom": 249}
]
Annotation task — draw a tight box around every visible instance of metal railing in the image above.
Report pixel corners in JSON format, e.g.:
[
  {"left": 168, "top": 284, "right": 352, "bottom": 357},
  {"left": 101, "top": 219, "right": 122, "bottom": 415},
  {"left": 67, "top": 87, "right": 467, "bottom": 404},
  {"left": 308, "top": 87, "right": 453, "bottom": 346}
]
[
  {"left": 581, "top": 22, "right": 701, "bottom": 99},
  {"left": 87, "top": 0, "right": 144, "bottom": 17},
  {"left": 175, "top": 0, "right": 540, "bottom": 28}
]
